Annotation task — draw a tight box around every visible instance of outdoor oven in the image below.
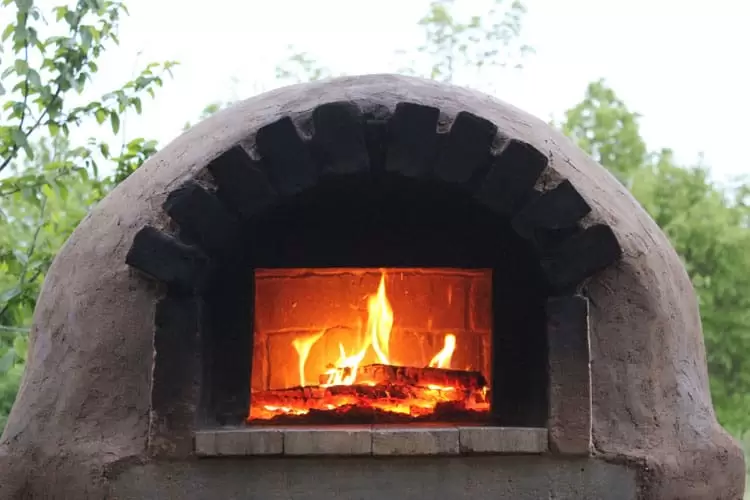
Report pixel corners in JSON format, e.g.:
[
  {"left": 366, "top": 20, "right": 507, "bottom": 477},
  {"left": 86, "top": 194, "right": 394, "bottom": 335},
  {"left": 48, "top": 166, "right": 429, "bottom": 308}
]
[{"left": 0, "top": 75, "right": 743, "bottom": 499}]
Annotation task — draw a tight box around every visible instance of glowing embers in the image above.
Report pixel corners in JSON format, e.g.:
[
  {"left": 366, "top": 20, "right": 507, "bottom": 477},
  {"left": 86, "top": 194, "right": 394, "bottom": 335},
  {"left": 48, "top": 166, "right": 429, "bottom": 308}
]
[{"left": 249, "top": 268, "right": 492, "bottom": 425}]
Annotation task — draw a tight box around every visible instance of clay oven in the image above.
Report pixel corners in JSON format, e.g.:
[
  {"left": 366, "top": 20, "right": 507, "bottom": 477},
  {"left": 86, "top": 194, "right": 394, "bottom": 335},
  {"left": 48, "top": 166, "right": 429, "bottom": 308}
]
[{"left": 0, "top": 75, "right": 743, "bottom": 499}]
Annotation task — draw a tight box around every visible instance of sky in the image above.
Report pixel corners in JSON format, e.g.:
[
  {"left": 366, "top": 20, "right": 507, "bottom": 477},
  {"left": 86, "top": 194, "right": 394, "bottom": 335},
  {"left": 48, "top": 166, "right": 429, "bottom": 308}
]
[{"left": 39, "top": 0, "right": 750, "bottom": 182}]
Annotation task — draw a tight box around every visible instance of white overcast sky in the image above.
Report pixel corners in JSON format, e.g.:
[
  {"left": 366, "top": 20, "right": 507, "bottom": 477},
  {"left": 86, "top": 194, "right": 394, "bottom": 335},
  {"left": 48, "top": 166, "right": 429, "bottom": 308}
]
[{"left": 23, "top": 0, "right": 750, "bottom": 181}]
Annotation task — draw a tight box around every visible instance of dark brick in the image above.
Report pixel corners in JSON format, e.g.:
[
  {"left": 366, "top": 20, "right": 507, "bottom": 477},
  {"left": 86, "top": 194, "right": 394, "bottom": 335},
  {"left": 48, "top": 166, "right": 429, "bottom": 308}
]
[
  {"left": 312, "top": 101, "right": 369, "bottom": 175},
  {"left": 365, "top": 119, "right": 388, "bottom": 174},
  {"left": 476, "top": 139, "right": 548, "bottom": 216},
  {"left": 125, "top": 226, "right": 209, "bottom": 293},
  {"left": 150, "top": 294, "right": 201, "bottom": 457},
  {"left": 385, "top": 102, "right": 440, "bottom": 177},
  {"left": 162, "top": 181, "right": 241, "bottom": 257},
  {"left": 206, "top": 145, "right": 277, "bottom": 219},
  {"left": 512, "top": 180, "right": 591, "bottom": 239},
  {"left": 204, "top": 286, "right": 252, "bottom": 426},
  {"left": 255, "top": 117, "right": 317, "bottom": 196},
  {"left": 547, "top": 295, "right": 591, "bottom": 455},
  {"left": 541, "top": 224, "right": 622, "bottom": 292},
  {"left": 531, "top": 226, "right": 581, "bottom": 253},
  {"left": 433, "top": 111, "right": 497, "bottom": 185}
]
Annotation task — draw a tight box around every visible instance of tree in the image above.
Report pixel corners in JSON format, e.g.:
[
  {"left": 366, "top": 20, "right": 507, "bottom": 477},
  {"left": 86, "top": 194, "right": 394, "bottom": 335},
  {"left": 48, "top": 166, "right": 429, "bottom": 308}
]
[
  {"left": 275, "top": 46, "right": 332, "bottom": 84},
  {"left": 0, "top": 0, "right": 176, "bottom": 182},
  {"left": 0, "top": 0, "right": 175, "bottom": 430},
  {"left": 559, "top": 80, "right": 648, "bottom": 185},
  {"left": 398, "top": 0, "right": 532, "bottom": 85},
  {"left": 0, "top": 136, "right": 106, "bottom": 429},
  {"left": 560, "top": 81, "right": 750, "bottom": 435}
]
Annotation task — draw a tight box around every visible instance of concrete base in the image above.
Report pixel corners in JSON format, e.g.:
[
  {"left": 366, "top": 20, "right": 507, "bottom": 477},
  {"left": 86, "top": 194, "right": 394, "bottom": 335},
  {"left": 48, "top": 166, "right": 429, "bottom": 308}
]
[{"left": 109, "top": 456, "right": 636, "bottom": 500}]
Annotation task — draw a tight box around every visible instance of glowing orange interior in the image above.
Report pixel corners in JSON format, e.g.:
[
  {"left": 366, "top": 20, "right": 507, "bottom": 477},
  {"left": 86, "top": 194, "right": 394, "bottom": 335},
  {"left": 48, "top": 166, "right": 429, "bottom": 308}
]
[{"left": 249, "top": 268, "right": 492, "bottom": 424}]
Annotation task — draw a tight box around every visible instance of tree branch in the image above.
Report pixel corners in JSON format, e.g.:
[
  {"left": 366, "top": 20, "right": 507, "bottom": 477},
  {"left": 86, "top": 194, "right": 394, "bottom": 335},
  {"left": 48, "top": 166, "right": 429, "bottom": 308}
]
[
  {"left": 0, "top": 10, "right": 81, "bottom": 175},
  {"left": 0, "top": 24, "right": 31, "bottom": 175}
]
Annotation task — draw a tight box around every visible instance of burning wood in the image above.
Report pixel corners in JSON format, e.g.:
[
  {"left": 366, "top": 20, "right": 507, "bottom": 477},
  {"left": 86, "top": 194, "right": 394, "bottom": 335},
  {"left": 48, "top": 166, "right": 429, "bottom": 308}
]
[
  {"left": 249, "top": 364, "right": 490, "bottom": 423},
  {"left": 349, "top": 363, "right": 487, "bottom": 391},
  {"left": 253, "top": 382, "right": 449, "bottom": 407}
]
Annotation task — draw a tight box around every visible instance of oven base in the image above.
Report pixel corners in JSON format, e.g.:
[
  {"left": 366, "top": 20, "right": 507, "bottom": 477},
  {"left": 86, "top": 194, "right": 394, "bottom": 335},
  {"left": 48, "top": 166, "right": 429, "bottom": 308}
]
[{"left": 110, "top": 456, "right": 637, "bottom": 500}]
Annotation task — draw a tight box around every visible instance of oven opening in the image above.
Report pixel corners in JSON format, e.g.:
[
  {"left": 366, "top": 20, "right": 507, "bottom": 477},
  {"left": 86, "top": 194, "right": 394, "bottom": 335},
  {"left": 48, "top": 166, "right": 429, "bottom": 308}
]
[{"left": 249, "top": 268, "right": 492, "bottom": 425}]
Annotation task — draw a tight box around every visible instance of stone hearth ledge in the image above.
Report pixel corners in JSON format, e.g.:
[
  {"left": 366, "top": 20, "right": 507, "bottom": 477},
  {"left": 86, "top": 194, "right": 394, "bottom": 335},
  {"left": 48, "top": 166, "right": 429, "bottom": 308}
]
[{"left": 194, "top": 426, "right": 548, "bottom": 457}]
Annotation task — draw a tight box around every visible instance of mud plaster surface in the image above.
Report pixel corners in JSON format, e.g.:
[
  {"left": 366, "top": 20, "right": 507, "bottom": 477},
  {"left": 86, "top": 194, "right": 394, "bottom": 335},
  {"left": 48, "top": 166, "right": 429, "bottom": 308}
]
[{"left": 0, "top": 74, "right": 743, "bottom": 499}]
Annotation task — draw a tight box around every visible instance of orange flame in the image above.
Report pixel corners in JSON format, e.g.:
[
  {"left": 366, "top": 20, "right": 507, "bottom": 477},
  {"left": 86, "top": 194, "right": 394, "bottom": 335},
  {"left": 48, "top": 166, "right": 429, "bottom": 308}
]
[
  {"left": 428, "top": 333, "right": 456, "bottom": 369},
  {"left": 291, "top": 330, "right": 325, "bottom": 387},
  {"left": 290, "top": 273, "right": 459, "bottom": 389},
  {"left": 369, "top": 274, "right": 393, "bottom": 365},
  {"left": 322, "top": 342, "right": 369, "bottom": 386}
]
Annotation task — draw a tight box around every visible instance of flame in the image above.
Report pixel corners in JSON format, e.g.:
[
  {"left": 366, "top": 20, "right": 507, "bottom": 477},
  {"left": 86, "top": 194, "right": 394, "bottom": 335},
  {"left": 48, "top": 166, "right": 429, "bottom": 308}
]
[
  {"left": 291, "top": 330, "right": 325, "bottom": 387},
  {"left": 369, "top": 274, "right": 393, "bottom": 365},
  {"left": 292, "top": 274, "right": 459, "bottom": 387},
  {"left": 428, "top": 333, "right": 456, "bottom": 369},
  {"left": 323, "top": 342, "right": 368, "bottom": 386},
  {"left": 303, "top": 273, "right": 395, "bottom": 388}
]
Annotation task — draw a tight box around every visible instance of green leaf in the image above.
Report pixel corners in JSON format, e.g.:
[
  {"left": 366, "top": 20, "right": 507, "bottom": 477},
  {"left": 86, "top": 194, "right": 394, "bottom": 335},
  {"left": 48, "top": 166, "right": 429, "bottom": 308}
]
[
  {"left": 94, "top": 108, "right": 107, "bottom": 124},
  {"left": 26, "top": 68, "right": 41, "bottom": 89},
  {"left": 81, "top": 26, "right": 92, "bottom": 51},
  {"left": 14, "top": 0, "right": 32, "bottom": 11},
  {"left": 47, "top": 122, "right": 59, "bottom": 136},
  {"left": 109, "top": 112, "right": 120, "bottom": 134},
  {"left": 54, "top": 6, "right": 67, "bottom": 22},
  {"left": 13, "top": 334, "right": 28, "bottom": 360},
  {"left": 13, "top": 58, "right": 28, "bottom": 75},
  {"left": 1, "top": 23, "right": 14, "bottom": 42},
  {"left": 64, "top": 11, "right": 77, "bottom": 27},
  {"left": 10, "top": 127, "right": 28, "bottom": 150},
  {"left": 0, "top": 350, "right": 15, "bottom": 374},
  {"left": 0, "top": 285, "right": 22, "bottom": 304}
]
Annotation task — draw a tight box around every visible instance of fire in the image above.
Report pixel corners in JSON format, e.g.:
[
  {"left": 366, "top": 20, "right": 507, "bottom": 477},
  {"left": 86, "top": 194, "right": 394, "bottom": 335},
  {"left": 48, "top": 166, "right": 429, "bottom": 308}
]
[
  {"left": 369, "top": 275, "right": 393, "bottom": 365},
  {"left": 249, "top": 271, "right": 490, "bottom": 423},
  {"left": 291, "top": 331, "right": 325, "bottom": 387},
  {"left": 300, "top": 273, "right": 455, "bottom": 388},
  {"left": 322, "top": 343, "right": 368, "bottom": 386},
  {"left": 428, "top": 333, "right": 456, "bottom": 369}
]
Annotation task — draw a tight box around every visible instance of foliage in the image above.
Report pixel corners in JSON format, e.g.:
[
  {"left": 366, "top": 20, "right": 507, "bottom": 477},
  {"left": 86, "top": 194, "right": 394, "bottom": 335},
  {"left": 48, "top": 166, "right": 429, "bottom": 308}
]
[
  {"left": 0, "top": 328, "right": 24, "bottom": 431},
  {"left": 0, "top": 136, "right": 105, "bottom": 427},
  {"left": 181, "top": 47, "right": 332, "bottom": 132},
  {"left": 559, "top": 80, "right": 648, "bottom": 184},
  {"left": 0, "top": 0, "right": 176, "bottom": 179},
  {"left": 399, "top": 0, "right": 532, "bottom": 83},
  {"left": 0, "top": 0, "right": 175, "bottom": 430},
  {"left": 560, "top": 81, "right": 750, "bottom": 434},
  {"left": 275, "top": 46, "right": 332, "bottom": 85}
]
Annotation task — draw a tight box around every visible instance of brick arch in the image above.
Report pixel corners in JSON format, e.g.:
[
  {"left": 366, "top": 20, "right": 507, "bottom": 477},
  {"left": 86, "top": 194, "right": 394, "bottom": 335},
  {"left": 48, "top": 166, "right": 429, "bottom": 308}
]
[{"left": 128, "top": 101, "right": 621, "bottom": 294}]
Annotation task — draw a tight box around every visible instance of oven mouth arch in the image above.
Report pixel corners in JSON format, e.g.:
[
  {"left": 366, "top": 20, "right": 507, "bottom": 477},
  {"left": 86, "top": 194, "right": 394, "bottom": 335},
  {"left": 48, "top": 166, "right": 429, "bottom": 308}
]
[
  {"left": 125, "top": 100, "right": 622, "bottom": 457},
  {"left": 205, "top": 174, "right": 550, "bottom": 429}
]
